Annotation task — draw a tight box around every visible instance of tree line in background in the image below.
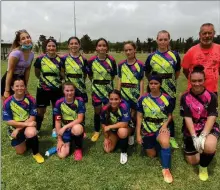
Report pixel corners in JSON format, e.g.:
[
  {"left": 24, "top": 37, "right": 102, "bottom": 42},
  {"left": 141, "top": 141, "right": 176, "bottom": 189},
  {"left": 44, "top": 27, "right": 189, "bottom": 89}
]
[{"left": 34, "top": 34, "right": 220, "bottom": 54}]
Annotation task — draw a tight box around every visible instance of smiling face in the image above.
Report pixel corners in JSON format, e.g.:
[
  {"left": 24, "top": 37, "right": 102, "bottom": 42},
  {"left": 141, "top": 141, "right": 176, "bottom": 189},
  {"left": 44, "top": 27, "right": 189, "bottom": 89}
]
[
  {"left": 199, "top": 25, "right": 215, "bottom": 48},
  {"left": 68, "top": 38, "right": 80, "bottom": 54},
  {"left": 96, "top": 40, "right": 108, "bottom": 55},
  {"left": 109, "top": 93, "right": 121, "bottom": 110},
  {"left": 63, "top": 84, "right": 75, "bottom": 100},
  {"left": 12, "top": 80, "right": 26, "bottom": 96},
  {"left": 190, "top": 72, "right": 205, "bottom": 94},
  {"left": 19, "top": 32, "right": 32, "bottom": 46},
  {"left": 46, "top": 41, "right": 57, "bottom": 55},
  {"left": 124, "top": 43, "right": 136, "bottom": 60}
]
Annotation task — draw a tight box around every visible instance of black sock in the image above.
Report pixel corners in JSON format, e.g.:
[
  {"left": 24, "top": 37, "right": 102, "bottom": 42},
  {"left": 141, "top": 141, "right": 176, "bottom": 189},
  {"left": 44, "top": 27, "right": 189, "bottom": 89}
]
[
  {"left": 74, "top": 134, "right": 83, "bottom": 149},
  {"left": 36, "top": 115, "right": 43, "bottom": 131},
  {"left": 27, "top": 136, "right": 39, "bottom": 155},
  {"left": 200, "top": 152, "right": 215, "bottom": 167},
  {"left": 168, "top": 119, "right": 175, "bottom": 137},
  {"left": 119, "top": 137, "right": 128, "bottom": 153},
  {"left": 94, "top": 114, "right": 100, "bottom": 132}
]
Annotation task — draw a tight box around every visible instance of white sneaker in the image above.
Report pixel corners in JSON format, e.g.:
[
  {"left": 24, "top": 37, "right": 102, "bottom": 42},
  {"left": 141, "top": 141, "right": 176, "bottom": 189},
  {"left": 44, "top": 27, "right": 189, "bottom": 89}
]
[
  {"left": 128, "top": 135, "right": 134, "bottom": 145},
  {"left": 120, "top": 153, "right": 128, "bottom": 164}
]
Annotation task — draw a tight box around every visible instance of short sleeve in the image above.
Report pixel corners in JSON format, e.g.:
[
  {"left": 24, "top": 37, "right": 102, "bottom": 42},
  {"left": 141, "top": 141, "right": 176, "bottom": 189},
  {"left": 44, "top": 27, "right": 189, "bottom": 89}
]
[
  {"left": 120, "top": 104, "right": 131, "bottom": 122},
  {"left": 167, "top": 97, "right": 174, "bottom": 114},
  {"left": 77, "top": 100, "right": 86, "bottom": 114},
  {"left": 28, "top": 96, "right": 37, "bottom": 116},
  {"left": 180, "top": 95, "right": 192, "bottom": 117},
  {"left": 145, "top": 55, "right": 152, "bottom": 74},
  {"left": 2, "top": 101, "right": 13, "bottom": 121},
  {"left": 53, "top": 100, "right": 61, "bottom": 116},
  {"left": 34, "top": 57, "right": 41, "bottom": 69},
  {"left": 207, "top": 93, "right": 218, "bottom": 117},
  {"left": 118, "top": 63, "right": 122, "bottom": 78},
  {"left": 139, "top": 62, "right": 144, "bottom": 80},
  {"left": 137, "top": 97, "right": 144, "bottom": 113},
  {"left": 82, "top": 58, "right": 88, "bottom": 74},
  {"left": 181, "top": 50, "right": 191, "bottom": 69},
  {"left": 9, "top": 50, "right": 20, "bottom": 59}
]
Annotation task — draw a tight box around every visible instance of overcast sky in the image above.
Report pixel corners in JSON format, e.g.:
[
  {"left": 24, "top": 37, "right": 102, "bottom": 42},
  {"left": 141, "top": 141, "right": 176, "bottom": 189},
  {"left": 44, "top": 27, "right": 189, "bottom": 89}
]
[{"left": 1, "top": 1, "right": 220, "bottom": 43}]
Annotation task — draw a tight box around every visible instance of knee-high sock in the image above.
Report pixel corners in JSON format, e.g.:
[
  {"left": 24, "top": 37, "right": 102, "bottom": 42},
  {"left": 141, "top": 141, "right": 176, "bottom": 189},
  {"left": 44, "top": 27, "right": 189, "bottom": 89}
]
[
  {"left": 27, "top": 136, "right": 39, "bottom": 155},
  {"left": 160, "top": 147, "right": 171, "bottom": 169},
  {"left": 74, "top": 134, "right": 83, "bottom": 149},
  {"left": 36, "top": 115, "right": 43, "bottom": 131},
  {"left": 94, "top": 114, "right": 100, "bottom": 132},
  {"left": 200, "top": 152, "right": 215, "bottom": 167},
  {"left": 168, "top": 120, "right": 175, "bottom": 138},
  {"left": 119, "top": 137, "right": 128, "bottom": 153}
]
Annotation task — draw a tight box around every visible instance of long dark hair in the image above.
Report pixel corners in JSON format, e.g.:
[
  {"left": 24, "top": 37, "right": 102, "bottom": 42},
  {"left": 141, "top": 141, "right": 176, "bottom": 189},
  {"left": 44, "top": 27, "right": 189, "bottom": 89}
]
[
  {"left": 68, "top": 36, "right": 81, "bottom": 45},
  {"left": 105, "top": 89, "right": 121, "bottom": 125},
  {"left": 96, "top": 38, "right": 109, "bottom": 51}
]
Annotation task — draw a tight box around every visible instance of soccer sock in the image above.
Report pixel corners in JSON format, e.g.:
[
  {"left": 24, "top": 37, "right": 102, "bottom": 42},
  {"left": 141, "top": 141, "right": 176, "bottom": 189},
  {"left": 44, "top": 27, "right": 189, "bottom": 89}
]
[
  {"left": 94, "top": 114, "right": 100, "bottom": 132},
  {"left": 200, "top": 152, "right": 215, "bottom": 167},
  {"left": 168, "top": 120, "right": 175, "bottom": 137},
  {"left": 119, "top": 137, "right": 128, "bottom": 153},
  {"left": 36, "top": 115, "right": 43, "bottom": 131},
  {"left": 160, "top": 147, "right": 171, "bottom": 169},
  {"left": 27, "top": 136, "right": 39, "bottom": 155},
  {"left": 131, "top": 119, "right": 136, "bottom": 136},
  {"left": 74, "top": 134, "right": 83, "bottom": 149}
]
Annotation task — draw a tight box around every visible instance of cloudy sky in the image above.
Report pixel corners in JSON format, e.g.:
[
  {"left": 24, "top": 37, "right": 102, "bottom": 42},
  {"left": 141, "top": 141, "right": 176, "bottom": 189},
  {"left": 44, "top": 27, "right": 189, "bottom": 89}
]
[{"left": 1, "top": 1, "right": 220, "bottom": 43}]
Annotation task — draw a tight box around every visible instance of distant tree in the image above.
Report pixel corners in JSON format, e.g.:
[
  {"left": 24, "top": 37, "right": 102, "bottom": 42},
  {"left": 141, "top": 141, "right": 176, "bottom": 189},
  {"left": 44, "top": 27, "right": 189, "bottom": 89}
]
[
  {"left": 184, "top": 37, "right": 194, "bottom": 53},
  {"left": 214, "top": 35, "right": 220, "bottom": 44},
  {"left": 39, "top": 35, "right": 47, "bottom": 53},
  {"left": 136, "top": 38, "right": 142, "bottom": 52},
  {"left": 146, "top": 38, "right": 153, "bottom": 53},
  {"left": 80, "top": 34, "right": 94, "bottom": 53},
  {"left": 33, "top": 44, "right": 39, "bottom": 53}
]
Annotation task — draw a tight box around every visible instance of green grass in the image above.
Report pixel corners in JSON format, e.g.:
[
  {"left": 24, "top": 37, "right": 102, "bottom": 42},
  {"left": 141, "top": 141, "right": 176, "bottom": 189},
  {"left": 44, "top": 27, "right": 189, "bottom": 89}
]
[{"left": 1, "top": 53, "right": 220, "bottom": 190}]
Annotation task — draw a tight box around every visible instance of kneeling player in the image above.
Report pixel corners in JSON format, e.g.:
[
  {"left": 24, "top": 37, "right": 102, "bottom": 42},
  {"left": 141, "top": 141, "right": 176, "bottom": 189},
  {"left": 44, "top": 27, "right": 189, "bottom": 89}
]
[
  {"left": 54, "top": 82, "right": 86, "bottom": 161},
  {"left": 3, "top": 77, "right": 44, "bottom": 163}
]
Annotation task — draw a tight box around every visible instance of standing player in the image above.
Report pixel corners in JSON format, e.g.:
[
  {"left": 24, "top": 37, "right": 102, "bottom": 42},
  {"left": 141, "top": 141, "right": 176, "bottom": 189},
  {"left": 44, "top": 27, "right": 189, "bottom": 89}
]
[
  {"left": 136, "top": 73, "right": 174, "bottom": 183},
  {"left": 1, "top": 29, "right": 34, "bottom": 100},
  {"left": 180, "top": 65, "right": 219, "bottom": 181},
  {"left": 54, "top": 82, "right": 86, "bottom": 160},
  {"left": 34, "top": 38, "right": 63, "bottom": 137},
  {"left": 3, "top": 77, "right": 44, "bottom": 163},
  {"left": 117, "top": 41, "right": 145, "bottom": 145},
  {"left": 87, "top": 38, "right": 117, "bottom": 142},
  {"left": 101, "top": 90, "right": 131, "bottom": 164},
  {"left": 182, "top": 23, "right": 220, "bottom": 95},
  {"left": 61, "top": 36, "right": 88, "bottom": 103},
  {"left": 145, "top": 30, "right": 181, "bottom": 149}
]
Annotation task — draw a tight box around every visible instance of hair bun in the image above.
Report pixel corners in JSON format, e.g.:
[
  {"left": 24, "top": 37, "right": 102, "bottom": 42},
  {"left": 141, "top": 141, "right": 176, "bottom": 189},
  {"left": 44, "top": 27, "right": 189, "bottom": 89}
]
[{"left": 193, "top": 65, "right": 204, "bottom": 72}]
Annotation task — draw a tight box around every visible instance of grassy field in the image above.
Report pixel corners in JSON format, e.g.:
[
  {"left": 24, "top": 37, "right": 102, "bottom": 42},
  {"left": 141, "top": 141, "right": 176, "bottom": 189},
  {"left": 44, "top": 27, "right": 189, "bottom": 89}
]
[{"left": 1, "top": 53, "right": 220, "bottom": 190}]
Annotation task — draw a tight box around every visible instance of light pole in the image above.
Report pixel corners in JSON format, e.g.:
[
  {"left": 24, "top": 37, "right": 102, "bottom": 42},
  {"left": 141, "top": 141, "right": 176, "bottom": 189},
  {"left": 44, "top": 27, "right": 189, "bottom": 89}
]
[{"left": 74, "top": 1, "right": 76, "bottom": 36}]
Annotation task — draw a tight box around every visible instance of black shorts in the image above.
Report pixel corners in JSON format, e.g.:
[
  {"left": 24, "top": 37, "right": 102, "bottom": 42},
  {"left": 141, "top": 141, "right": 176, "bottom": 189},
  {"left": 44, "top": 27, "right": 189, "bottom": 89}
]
[
  {"left": 183, "top": 128, "right": 220, "bottom": 155},
  {"left": 36, "top": 88, "right": 63, "bottom": 107},
  {"left": 1, "top": 72, "right": 25, "bottom": 96}
]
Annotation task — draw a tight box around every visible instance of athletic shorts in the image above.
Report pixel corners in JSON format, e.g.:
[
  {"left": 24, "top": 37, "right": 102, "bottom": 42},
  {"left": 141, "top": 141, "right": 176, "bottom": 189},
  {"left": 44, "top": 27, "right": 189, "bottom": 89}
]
[
  {"left": 1, "top": 72, "right": 25, "bottom": 96},
  {"left": 36, "top": 88, "right": 63, "bottom": 107},
  {"left": 8, "top": 127, "right": 26, "bottom": 147},
  {"left": 62, "top": 129, "right": 72, "bottom": 143},
  {"left": 75, "top": 88, "right": 88, "bottom": 103},
  {"left": 142, "top": 131, "right": 160, "bottom": 150},
  {"left": 92, "top": 92, "right": 109, "bottom": 107},
  {"left": 183, "top": 127, "right": 220, "bottom": 155}
]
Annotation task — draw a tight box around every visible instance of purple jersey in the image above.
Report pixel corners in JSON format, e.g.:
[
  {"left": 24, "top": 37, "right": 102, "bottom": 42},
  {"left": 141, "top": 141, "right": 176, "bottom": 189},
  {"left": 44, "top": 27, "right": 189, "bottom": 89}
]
[
  {"left": 53, "top": 97, "right": 86, "bottom": 125},
  {"left": 100, "top": 100, "right": 131, "bottom": 125},
  {"left": 7, "top": 50, "right": 34, "bottom": 75},
  {"left": 3, "top": 95, "right": 37, "bottom": 122},
  {"left": 180, "top": 89, "right": 219, "bottom": 136}
]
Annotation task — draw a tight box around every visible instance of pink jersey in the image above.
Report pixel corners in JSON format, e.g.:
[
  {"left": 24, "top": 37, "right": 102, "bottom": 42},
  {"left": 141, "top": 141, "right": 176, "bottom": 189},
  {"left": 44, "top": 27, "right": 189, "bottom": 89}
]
[{"left": 182, "top": 43, "right": 220, "bottom": 92}]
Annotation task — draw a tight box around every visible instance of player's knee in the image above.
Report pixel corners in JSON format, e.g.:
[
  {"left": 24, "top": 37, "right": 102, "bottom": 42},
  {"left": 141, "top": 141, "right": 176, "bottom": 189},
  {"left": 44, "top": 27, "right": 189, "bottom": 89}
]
[
  {"left": 117, "top": 128, "right": 128, "bottom": 139},
  {"left": 71, "top": 124, "right": 83, "bottom": 136},
  {"left": 146, "top": 149, "right": 156, "bottom": 158},
  {"left": 185, "top": 155, "right": 199, "bottom": 165},
  {"left": 24, "top": 127, "right": 37, "bottom": 138}
]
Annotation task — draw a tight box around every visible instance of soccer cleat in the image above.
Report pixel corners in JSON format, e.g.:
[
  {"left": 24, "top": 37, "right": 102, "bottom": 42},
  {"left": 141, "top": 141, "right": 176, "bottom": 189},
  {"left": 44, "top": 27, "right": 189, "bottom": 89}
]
[
  {"left": 51, "top": 129, "right": 57, "bottom": 138},
  {"left": 169, "top": 137, "right": 179, "bottom": 149},
  {"left": 128, "top": 135, "right": 134, "bottom": 145},
  {"left": 162, "top": 169, "right": 173, "bottom": 183},
  {"left": 91, "top": 132, "right": 100, "bottom": 142},
  {"left": 199, "top": 166, "right": 208, "bottom": 181},
  {"left": 120, "top": 153, "right": 128, "bottom": 164},
  {"left": 74, "top": 149, "right": 83, "bottom": 161},
  {"left": 33, "top": 153, "right": 45, "bottom": 164}
]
